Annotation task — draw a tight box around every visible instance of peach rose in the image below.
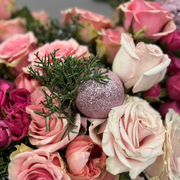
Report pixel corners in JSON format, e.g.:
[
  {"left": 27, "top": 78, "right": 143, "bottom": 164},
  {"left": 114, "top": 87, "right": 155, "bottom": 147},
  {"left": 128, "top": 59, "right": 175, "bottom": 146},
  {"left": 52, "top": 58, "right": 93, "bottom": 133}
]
[
  {"left": 117, "top": 0, "right": 176, "bottom": 41},
  {"left": 61, "top": 7, "right": 113, "bottom": 43},
  {"left": 0, "top": 32, "right": 37, "bottom": 76},
  {"left": 26, "top": 87, "right": 82, "bottom": 152},
  {"left": 0, "top": 0, "right": 16, "bottom": 19},
  {"left": 112, "top": 33, "right": 171, "bottom": 93},
  {"left": 65, "top": 135, "right": 115, "bottom": 180},
  {"left": 0, "top": 17, "right": 26, "bottom": 42},
  {"left": 14, "top": 72, "right": 42, "bottom": 93},
  {"left": 145, "top": 109, "right": 180, "bottom": 180},
  {"left": 8, "top": 144, "right": 71, "bottom": 180},
  {"left": 96, "top": 26, "right": 125, "bottom": 65},
  {"left": 31, "top": 10, "right": 49, "bottom": 25},
  {"left": 23, "top": 38, "right": 90, "bottom": 75},
  {"left": 102, "top": 95, "right": 165, "bottom": 179}
]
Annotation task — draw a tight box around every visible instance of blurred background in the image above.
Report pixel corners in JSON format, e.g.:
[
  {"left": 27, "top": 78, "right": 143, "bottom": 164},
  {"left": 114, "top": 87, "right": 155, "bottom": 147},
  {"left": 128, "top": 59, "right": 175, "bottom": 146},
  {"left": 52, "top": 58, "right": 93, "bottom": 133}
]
[{"left": 16, "top": 0, "right": 115, "bottom": 20}]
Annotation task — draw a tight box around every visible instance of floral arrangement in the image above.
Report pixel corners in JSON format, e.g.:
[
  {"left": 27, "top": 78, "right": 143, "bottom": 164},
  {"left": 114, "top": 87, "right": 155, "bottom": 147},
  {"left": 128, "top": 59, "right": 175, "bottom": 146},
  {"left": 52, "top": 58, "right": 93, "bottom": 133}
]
[{"left": 0, "top": 0, "right": 180, "bottom": 179}]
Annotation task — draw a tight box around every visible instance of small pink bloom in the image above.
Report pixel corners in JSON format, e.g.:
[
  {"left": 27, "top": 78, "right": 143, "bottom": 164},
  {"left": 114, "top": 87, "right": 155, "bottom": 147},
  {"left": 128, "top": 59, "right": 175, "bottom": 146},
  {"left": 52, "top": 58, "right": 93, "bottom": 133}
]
[
  {"left": 8, "top": 144, "right": 71, "bottom": 180},
  {"left": 113, "top": 33, "right": 171, "bottom": 93},
  {"left": 26, "top": 87, "right": 82, "bottom": 152},
  {"left": 23, "top": 38, "right": 90, "bottom": 75},
  {"left": 102, "top": 95, "right": 165, "bottom": 179},
  {"left": 166, "top": 73, "right": 180, "bottom": 101},
  {"left": 117, "top": 0, "right": 176, "bottom": 41},
  {"left": 0, "top": 32, "right": 37, "bottom": 76},
  {"left": 65, "top": 135, "right": 115, "bottom": 180},
  {"left": 0, "top": 83, "right": 9, "bottom": 107},
  {"left": 0, "top": 17, "right": 26, "bottom": 42},
  {"left": 144, "top": 84, "right": 161, "bottom": 101},
  {"left": 14, "top": 72, "right": 42, "bottom": 93},
  {"left": 4, "top": 108, "right": 30, "bottom": 141},
  {"left": 159, "top": 101, "right": 180, "bottom": 118},
  {"left": 0, "top": 79, "right": 15, "bottom": 91},
  {"left": 0, "top": 120, "right": 12, "bottom": 148},
  {"left": 96, "top": 26, "right": 125, "bottom": 64},
  {"left": 160, "top": 29, "right": 180, "bottom": 51},
  {"left": 61, "top": 7, "right": 113, "bottom": 43},
  {"left": 0, "top": 0, "right": 16, "bottom": 19},
  {"left": 31, "top": 10, "right": 49, "bottom": 25}
]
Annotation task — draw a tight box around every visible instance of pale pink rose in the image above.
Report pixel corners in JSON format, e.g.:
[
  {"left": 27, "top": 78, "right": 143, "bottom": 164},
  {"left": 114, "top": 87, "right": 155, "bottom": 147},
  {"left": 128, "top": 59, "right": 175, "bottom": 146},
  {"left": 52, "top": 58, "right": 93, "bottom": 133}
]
[
  {"left": 23, "top": 38, "right": 90, "bottom": 74},
  {"left": 0, "top": 0, "right": 16, "bottom": 19},
  {"left": 117, "top": 0, "right": 176, "bottom": 41},
  {"left": 8, "top": 144, "right": 71, "bottom": 180},
  {"left": 0, "top": 32, "right": 37, "bottom": 76},
  {"left": 26, "top": 87, "right": 82, "bottom": 152},
  {"left": 96, "top": 26, "right": 125, "bottom": 64},
  {"left": 65, "top": 135, "right": 115, "bottom": 180},
  {"left": 0, "top": 17, "right": 26, "bottom": 42},
  {"left": 61, "top": 7, "right": 113, "bottom": 43},
  {"left": 31, "top": 10, "right": 49, "bottom": 25},
  {"left": 112, "top": 33, "right": 171, "bottom": 93},
  {"left": 145, "top": 109, "right": 180, "bottom": 180},
  {"left": 14, "top": 72, "right": 41, "bottom": 93},
  {"left": 102, "top": 95, "right": 165, "bottom": 179}
]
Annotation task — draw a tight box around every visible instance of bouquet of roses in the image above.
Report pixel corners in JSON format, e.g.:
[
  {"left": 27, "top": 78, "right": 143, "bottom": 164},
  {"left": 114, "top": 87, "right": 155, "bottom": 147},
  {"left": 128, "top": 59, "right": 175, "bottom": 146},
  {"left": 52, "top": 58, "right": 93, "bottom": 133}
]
[{"left": 0, "top": 0, "right": 180, "bottom": 179}]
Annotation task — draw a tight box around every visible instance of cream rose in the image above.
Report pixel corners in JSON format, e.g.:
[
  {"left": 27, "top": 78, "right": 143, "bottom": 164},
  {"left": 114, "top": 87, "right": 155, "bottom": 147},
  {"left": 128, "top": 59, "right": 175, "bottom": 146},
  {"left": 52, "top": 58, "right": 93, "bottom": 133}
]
[
  {"left": 102, "top": 95, "right": 165, "bottom": 179},
  {"left": 145, "top": 109, "right": 180, "bottom": 180},
  {"left": 112, "top": 33, "right": 171, "bottom": 93}
]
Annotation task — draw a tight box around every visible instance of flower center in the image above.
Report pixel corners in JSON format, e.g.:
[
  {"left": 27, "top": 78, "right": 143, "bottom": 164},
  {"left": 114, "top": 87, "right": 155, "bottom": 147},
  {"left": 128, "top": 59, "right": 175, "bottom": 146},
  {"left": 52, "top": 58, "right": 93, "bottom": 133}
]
[{"left": 89, "top": 144, "right": 102, "bottom": 159}]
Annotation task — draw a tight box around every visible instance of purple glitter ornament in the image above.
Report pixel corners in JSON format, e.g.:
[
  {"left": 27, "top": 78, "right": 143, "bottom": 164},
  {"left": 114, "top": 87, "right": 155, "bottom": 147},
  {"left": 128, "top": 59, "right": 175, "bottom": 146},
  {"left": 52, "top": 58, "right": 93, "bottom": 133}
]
[
  {"left": 75, "top": 70, "right": 124, "bottom": 119},
  {"left": 156, "top": 0, "right": 180, "bottom": 30}
]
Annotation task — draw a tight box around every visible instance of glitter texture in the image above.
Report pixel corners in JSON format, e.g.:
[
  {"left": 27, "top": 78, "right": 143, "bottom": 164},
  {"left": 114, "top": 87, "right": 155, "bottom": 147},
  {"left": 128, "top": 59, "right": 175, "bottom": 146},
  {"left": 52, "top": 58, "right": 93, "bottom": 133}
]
[
  {"left": 156, "top": 0, "right": 180, "bottom": 30},
  {"left": 75, "top": 70, "right": 124, "bottom": 118}
]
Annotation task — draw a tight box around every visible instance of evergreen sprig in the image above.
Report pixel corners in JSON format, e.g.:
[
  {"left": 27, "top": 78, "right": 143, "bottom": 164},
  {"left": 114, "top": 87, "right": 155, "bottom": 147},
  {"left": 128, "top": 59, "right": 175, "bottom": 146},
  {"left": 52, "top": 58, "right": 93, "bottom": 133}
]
[{"left": 29, "top": 49, "right": 110, "bottom": 139}]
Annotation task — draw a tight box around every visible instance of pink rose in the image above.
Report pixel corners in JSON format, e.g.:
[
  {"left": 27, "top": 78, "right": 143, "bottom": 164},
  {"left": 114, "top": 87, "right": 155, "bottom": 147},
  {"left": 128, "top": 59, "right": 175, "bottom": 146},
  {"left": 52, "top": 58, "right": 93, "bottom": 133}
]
[
  {"left": 0, "top": 0, "right": 16, "bottom": 19},
  {"left": 8, "top": 144, "right": 71, "bottom": 180},
  {"left": 159, "top": 101, "right": 180, "bottom": 118},
  {"left": 31, "top": 10, "right": 49, "bottom": 25},
  {"left": 112, "top": 33, "right": 171, "bottom": 93},
  {"left": 0, "top": 83, "right": 9, "bottom": 107},
  {"left": 14, "top": 72, "right": 42, "bottom": 93},
  {"left": 144, "top": 84, "right": 161, "bottom": 102},
  {"left": 4, "top": 108, "right": 30, "bottom": 141},
  {"left": 0, "top": 79, "right": 15, "bottom": 91},
  {"left": 96, "top": 26, "right": 125, "bottom": 64},
  {"left": 61, "top": 7, "right": 113, "bottom": 43},
  {"left": 166, "top": 73, "right": 180, "bottom": 101},
  {"left": 160, "top": 29, "right": 180, "bottom": 51},
  {"left": 65, "top": 135, "right": 115, "bottom": 180},
  {"left": 26, "top": 87, "right": 82, "bottom": 152},
  {"left": 0, "top": 120, "right": 12, "bottom": 148},
  {"left": 166, "top": 53, "right": 180, "bottom": 75},
  {"left": 0, "top": 17, "right": 26, "bottom": 42},
  {"left": 23, "top": 38, "right": 90, "bottom": 74},
  {"left": 117, "top": 0, "right": 176, "bottom": 41},
  {"left": 102, "top": 95, "right": 165, "bottom": 179},
  {"left": 145, "top": 109, "right": 180, "bottom": 180},
  {"left": 0, "top": 32, "right": 37, "bottom": 76}
]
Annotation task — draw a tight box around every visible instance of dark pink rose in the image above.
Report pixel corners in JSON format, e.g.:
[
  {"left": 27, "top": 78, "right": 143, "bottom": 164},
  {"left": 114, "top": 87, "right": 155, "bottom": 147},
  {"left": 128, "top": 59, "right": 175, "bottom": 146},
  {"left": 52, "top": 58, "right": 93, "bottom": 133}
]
[
  {"left": 14, "top": 72, "right": 42, "bottom": 93},
  {"left": 10, "top": 88, "right": 31, "bottom": 105},
  {"left": 144, "top": 84, "right": 161, "bottom": 101},
  {"left": 166, "top": 73, "right": 180, "bottom": 101},
  {"left": 117, "top": 0, "right": 176, "bottom": 41},
  {"left": 160, "top": 29, "right": 180, "bottom": 51},
  {"left": 4, "top": 108, "right": 30, "bottom": 141},
  {"left": 0, "top": 120, "right": 12, "bottom": 148},
  {"left": 0, "top": 79, "right": 15, "bottom": 91},
  {"left": 159, "top": 101, "right": 180, "bottom": 118},
  {"left": 0, "top": 83, "right": 9, "bottom": 107},
  {"left": 167, "top": 53, "right": 180, "bottom": 75}
]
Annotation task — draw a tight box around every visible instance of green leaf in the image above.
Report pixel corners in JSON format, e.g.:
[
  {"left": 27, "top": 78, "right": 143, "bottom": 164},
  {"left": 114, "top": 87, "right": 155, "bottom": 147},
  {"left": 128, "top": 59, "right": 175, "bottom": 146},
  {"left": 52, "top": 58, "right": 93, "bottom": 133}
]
[
  {"left": 172, "top": 49, "right": 180, "bottom": 59},
  {"left": 119, "top": 9, "right": 125, "bottom": 26}
]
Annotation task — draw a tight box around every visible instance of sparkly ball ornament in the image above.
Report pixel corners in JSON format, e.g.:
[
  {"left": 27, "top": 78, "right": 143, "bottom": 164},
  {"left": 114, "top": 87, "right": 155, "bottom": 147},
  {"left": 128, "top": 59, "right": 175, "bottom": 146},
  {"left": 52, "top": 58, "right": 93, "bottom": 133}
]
[{"left": 75, "top": 69, "right": 124, "bottom": 118}]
